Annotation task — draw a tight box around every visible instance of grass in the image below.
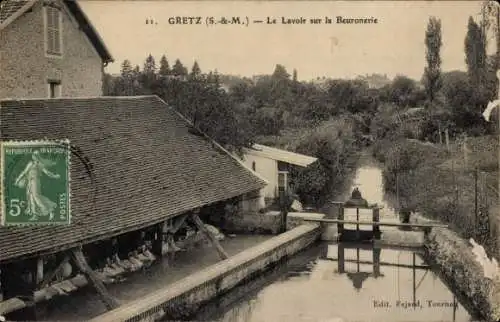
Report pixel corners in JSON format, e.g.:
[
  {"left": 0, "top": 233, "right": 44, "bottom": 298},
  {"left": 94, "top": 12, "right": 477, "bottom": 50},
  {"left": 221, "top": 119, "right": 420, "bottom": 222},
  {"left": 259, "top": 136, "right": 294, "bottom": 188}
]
[{"left": 375, "top": 134, "right": 499, "bottom": 258}]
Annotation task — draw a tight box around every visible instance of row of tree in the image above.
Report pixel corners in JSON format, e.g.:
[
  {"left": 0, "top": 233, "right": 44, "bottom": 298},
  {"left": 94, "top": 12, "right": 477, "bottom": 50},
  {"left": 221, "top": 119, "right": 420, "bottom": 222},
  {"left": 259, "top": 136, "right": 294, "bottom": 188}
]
[{"left": 420, "top": 3, "right": 499, "bottom": 139}]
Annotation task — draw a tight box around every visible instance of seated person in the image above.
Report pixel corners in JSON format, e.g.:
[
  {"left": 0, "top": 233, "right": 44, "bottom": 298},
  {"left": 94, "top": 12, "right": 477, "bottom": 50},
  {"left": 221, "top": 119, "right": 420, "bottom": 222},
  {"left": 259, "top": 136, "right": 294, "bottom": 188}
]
[{"left": 344, "top": 187, "right": 369, "bottom": 208}]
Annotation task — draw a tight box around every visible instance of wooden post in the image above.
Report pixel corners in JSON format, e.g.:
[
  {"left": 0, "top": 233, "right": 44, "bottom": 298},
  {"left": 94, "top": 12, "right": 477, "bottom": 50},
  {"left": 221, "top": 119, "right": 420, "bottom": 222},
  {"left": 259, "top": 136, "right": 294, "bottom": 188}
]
[
  {"left": 338, "top": 206, "right": 344, "bottom": 238},
  {"left": 36, "top": 258, "right": 44, "bottom": 285},
  {"left": 463, "top": 135, "right": 468, "bottom": 168},
  {"left": 372, "top": 247, "right": 381, "bottom": 277},
  {"left": 70, "top": 248, "right": 120, "bottom": 310},
  {"left": 338, "top": 244, "right": 345, "bottom": 274},
  {"left": 474, "top": 167, "right": 479, "bottom": 239},
  {"left": 372, "top": 207, "right": 381, "bottom": 239},
  {"left": 39, "top": 255, "right": 70, "bottom": 289},
  {"left": 152, "top": 222, "right": 166, "bottom": 257},
  {"left": 445, "top": 128, "right": 450, "bottom": 152},
  {"left": 355, "top": 207, "right": 360, "bottom": 241},
  {"left": 412, "top": 252, "right": 416, "bottom": 305},
  {"left": 190, "top": 213, "right": 229, "bottom": 260}
]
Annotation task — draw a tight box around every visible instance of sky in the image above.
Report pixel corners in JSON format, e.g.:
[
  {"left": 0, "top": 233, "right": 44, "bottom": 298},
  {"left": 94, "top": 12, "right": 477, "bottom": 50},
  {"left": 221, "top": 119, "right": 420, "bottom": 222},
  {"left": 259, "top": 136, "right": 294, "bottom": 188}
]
[{"left": 79, "top": 1, "right": 489, "bottom": 81}]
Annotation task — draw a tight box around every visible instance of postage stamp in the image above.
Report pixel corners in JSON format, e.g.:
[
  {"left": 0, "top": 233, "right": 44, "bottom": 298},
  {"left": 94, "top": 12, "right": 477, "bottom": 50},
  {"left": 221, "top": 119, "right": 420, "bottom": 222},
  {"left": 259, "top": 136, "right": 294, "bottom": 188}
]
[{"left": 1, "top": 140, "right": 71, "bottom": 226}]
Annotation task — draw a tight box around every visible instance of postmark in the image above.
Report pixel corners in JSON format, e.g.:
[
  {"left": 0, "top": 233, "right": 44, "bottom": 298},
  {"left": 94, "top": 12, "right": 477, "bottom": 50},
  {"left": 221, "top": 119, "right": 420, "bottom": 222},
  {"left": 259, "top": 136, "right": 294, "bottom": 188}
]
[{"left": 1, "top": 140, "right": 71, "bottom": 226}]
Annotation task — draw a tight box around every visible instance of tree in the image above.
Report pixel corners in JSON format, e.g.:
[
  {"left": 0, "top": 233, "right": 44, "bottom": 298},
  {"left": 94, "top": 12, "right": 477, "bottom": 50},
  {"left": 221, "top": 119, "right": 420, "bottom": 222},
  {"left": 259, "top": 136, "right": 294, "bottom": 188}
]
[
  {"left": 389, "top": 76, "right": 418, "bottom": 107},
  {"left": 292, "top": 69, "right": 298, "bottom": 82},
  {"left": 190, "top": 61, "right": 202, "bottom": 79},
  {"left": 120, "top": 59, "right": 133, "bottom": 77},
  {"left": 143, "top": 54, "right": 156, "bottom": 75},
  {"left": 423, "top": 16, "right": 443, "bottom": 103},
  {"left": 172, "top": 59, "right": 188, "bottom": 77},
  {"left": 140, "top": 54, "right": 157, "bottom": 93},
  {"left": 117, "top": 60, "right": 134, "bottom": 95},
  {"left": 271, "top": 64, "right": 290, "bottom": 80},
  {"left": 481, "top": 1, "right": 500, "bottom": 98},
  {"left": 159, "top": 55, "right": 170, "bottom": 77},
  {"left": 465, "top": 16, "right": 487, "bottom": 86}
]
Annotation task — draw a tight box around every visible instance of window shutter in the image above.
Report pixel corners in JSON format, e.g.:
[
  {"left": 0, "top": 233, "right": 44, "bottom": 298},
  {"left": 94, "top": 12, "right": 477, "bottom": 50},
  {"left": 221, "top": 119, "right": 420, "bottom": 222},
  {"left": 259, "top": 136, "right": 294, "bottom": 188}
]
[{"left": 46, "top": 6, "right": 61, "bottom": 55}]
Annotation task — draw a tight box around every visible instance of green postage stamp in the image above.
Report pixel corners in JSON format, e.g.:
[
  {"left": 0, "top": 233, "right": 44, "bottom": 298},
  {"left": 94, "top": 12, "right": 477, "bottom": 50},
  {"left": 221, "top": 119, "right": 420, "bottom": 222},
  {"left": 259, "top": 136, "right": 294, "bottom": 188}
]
[{"left": 1, "top": 140, "right": 71, "bottom": 226}]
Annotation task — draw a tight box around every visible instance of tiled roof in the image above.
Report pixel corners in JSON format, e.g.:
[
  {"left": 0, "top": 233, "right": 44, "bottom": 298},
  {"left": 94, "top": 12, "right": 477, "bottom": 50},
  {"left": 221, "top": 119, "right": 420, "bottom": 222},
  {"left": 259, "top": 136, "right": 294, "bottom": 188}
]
[
  {"left": 0, "top": 0, "right": 29, "bottom": 24},
  {"left": 0, "top": 96, "right": 266, "bottom": 262}
]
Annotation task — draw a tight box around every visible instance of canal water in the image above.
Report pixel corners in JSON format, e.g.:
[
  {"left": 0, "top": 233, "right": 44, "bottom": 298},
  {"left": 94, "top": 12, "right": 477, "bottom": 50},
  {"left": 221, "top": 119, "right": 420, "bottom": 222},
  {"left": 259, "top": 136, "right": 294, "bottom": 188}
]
[{"left": 191, "top": 154, "right": 478, "bottom": 322}]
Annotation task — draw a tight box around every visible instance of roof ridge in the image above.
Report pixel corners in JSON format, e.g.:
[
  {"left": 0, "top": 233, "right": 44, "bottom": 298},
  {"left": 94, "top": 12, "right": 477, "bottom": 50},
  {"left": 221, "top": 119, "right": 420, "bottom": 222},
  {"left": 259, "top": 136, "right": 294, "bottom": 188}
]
[{"left": 0, "top": 95, "right": 158, "bottom": 102}]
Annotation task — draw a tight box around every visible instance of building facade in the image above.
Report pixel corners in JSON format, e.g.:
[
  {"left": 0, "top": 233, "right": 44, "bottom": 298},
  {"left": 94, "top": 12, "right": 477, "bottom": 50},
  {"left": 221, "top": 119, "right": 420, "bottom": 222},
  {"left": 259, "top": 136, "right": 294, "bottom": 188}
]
[
  {"left": 0, "top": 0, "right": 113, "bottom": 99},
  {"left": 241, "top": 144, "right": 318, "bottom": 206}
]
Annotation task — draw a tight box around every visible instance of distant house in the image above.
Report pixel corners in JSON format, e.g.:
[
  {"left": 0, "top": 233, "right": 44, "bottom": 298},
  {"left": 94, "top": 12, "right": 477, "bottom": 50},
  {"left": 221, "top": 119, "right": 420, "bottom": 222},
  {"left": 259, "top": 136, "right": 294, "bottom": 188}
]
[
  {"left": 241, "top": 144, "right": 318, "bottom": 205},
  {"left": 0, "top": 0, "right": 113, "bottom": 99}
]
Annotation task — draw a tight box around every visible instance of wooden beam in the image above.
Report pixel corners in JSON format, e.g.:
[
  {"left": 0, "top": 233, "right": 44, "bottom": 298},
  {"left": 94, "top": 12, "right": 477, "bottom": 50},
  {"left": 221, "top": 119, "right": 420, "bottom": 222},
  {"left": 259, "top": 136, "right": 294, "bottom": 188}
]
[
  {"left": 170, "top": 213, "right": 189, "bottom": 233},
  {"left": 70, "top": 248, "right": 120, "bottom": 310},
  {"left": 190, "top": 213, "right": 229, "bottom": 260},
  {"left": 329, "top": 201, "right": 384, "bottom": 210},
  {"left": 324, "top": 258, "right": 430, "bottom": 270},
  {"left": 38, "top": 255, "right": 70, "bottom": 289},
  {"left": 303, "top": 218, "right": 448, "bottom": 228}
]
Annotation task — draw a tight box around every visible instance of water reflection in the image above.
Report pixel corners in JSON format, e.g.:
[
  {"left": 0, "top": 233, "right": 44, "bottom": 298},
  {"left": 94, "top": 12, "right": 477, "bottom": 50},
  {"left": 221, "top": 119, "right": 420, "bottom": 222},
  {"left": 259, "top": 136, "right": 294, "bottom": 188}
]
[
  {"left": 201, "top": 243, "right": 475, "bottom": 322},
  {"left": 335, "top": 244, "right": 383, "bottom": 289}
]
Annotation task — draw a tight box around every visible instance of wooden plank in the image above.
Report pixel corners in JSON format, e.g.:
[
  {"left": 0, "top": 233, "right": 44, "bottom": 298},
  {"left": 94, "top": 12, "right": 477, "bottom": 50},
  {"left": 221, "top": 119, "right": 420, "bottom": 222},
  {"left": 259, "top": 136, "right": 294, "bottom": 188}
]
[
  {"left": 329, "top": 201, "right": 384, "bottom": 210},
  {"left": 191, "top": 213, "right": 229, "bottom": 260},
  {"left": 38, "top": 254, "right": 70, "bottom": 289},
  {"left": 70, "top": 248, "right": 120, "bottom": 310},
  {"left": 303, "top": 218, "right": 448, "bottom": 228}
]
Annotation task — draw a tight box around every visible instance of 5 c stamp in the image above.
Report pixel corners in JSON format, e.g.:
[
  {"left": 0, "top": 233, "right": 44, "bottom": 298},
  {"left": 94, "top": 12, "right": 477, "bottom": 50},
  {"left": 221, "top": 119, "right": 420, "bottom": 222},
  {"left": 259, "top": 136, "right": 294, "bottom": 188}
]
[{"left": 1, "top": 140, "right": 71, "bottom": 226}]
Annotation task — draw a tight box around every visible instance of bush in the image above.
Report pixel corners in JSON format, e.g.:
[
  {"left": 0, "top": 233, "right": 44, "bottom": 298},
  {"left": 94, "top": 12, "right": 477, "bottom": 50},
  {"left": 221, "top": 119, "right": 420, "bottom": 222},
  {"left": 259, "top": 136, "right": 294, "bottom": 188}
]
[
  {"left": 382, "top": 139, "right": 447, "bottom": 192},
  {"left": 291, "top": 118, "right": 360, "bottom": 208}
]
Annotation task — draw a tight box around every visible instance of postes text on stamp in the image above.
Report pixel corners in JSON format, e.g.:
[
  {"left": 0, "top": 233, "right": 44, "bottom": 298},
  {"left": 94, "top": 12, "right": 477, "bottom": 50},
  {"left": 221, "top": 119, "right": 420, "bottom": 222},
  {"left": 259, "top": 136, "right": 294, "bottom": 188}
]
[{"left": 1, "top": 140, "right": 71, "bottom": 226}]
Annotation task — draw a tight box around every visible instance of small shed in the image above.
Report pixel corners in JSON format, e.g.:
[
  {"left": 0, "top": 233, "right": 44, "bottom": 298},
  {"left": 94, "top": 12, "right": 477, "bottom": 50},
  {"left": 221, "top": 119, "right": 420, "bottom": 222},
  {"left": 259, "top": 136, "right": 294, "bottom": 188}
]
[{"left": 241, "top": 144, "right": 317, "bottom": 205}]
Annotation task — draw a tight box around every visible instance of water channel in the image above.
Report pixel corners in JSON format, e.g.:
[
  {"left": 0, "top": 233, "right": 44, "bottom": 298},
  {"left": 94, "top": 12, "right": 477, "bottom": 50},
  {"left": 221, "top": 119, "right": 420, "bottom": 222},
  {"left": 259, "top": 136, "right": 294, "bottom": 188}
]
[
  {"left": 40, "top": 153, "right": 478, "bottom": 321},
  {"left": 192, "top": 154, "right": 478, "bottom": 322}
]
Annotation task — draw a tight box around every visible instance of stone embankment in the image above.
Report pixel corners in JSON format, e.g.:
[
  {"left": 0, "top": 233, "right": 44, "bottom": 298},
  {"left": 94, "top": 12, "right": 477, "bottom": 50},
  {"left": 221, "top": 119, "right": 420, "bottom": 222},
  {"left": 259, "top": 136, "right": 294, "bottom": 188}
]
[{"left": 425, "top": 226, "right": 500, "bottom": 321}]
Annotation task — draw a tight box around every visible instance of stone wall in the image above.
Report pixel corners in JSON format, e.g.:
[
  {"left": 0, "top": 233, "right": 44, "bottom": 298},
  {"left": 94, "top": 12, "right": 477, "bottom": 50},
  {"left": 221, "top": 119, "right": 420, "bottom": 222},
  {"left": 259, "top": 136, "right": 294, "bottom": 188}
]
[
  {"left": 425, "top": 227, "right": 500, "bottom": 321},
  {"left": 222, "top": 211, "right": 282, "bottom": 234}
]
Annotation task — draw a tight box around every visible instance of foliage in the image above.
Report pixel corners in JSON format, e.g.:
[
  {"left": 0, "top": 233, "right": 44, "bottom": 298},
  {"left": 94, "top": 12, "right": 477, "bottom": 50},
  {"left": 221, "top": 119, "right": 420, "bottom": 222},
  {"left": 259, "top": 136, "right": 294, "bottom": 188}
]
[
  {"left": 423, "top": 16, "right": 443, "bottom": 102},
  {"left": 290, "top": 118, "right": 360, "bottom": 207},
  {"left": 106, "top": 57, "right": 254, "bottom": 152},
  {"left": 441, "top": 70, "right": 490, "bottom": 135},
  {"left": 159, "top": 55, "right": 170, "bottom": 77},
  {"left": 389, "top": 75, "right": 421, "bottom": 107},
  {"left": 172, "top": 59, "right": 188, "bottom": 76},
  {"left": 465, "top": 16, "right": 487, "bottom": 87}
]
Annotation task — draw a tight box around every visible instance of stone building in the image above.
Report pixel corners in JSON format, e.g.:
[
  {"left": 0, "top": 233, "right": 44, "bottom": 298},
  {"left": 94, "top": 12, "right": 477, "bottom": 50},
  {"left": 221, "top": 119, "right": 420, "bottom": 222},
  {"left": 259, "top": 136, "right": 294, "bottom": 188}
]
[{"left": 0, "top": 0, "right": 113, "bottom": 99}]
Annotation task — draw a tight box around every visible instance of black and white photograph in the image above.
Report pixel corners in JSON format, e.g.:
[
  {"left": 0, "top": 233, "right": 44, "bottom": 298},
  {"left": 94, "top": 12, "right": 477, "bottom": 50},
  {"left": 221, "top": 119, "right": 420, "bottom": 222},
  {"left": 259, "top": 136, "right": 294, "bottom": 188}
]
[{"left": 0, "top": 0, "right": 499, "bottom": 321}]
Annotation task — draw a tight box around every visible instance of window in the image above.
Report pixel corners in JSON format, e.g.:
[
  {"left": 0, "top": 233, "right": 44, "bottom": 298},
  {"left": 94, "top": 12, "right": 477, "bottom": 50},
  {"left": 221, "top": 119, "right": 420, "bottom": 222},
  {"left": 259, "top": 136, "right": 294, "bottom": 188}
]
[
  {"left": 44, "top": 6, "right": 62, "bottom": 56},
  {"left": 251, "top": 161, "right": 256, "bottom": 171},
  {"left": 278, "top": 171, "right": 288, "bottom": 193},
  {"left": 48, "top": 81, "right": 61, "bottom": 98}
]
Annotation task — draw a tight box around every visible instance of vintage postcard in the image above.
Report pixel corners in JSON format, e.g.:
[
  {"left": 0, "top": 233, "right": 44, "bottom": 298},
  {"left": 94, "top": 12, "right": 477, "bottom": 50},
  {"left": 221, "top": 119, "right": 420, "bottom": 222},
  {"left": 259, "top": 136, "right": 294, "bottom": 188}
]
[{"left": 0, "top": 0, "right": 499, "bottom": 321}]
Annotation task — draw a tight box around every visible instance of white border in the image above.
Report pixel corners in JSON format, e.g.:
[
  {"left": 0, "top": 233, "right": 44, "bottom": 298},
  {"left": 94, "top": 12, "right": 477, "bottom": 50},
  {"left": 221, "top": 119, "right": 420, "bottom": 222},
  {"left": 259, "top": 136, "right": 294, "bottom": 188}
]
[{"left": 1, "top": 139, "right": 71, "bottom": 226}]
